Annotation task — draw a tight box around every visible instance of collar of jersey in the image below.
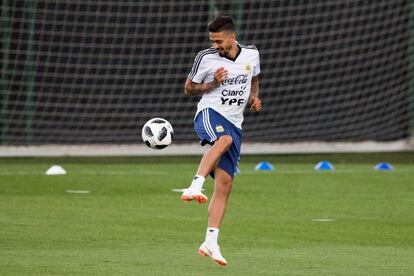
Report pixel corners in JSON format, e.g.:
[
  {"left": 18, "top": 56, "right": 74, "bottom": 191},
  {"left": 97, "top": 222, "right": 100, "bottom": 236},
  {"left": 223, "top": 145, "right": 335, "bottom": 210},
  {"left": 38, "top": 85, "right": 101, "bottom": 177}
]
[{"left": 223, "top": 44, "right": 242, "bottom": 62}]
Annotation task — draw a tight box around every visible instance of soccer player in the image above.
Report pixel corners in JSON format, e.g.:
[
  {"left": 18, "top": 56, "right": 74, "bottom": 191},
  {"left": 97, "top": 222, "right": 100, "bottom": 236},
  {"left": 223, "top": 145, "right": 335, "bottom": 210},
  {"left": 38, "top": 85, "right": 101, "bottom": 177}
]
[{"left": 182, "top": 15, "right": 261, "bottom": 266}]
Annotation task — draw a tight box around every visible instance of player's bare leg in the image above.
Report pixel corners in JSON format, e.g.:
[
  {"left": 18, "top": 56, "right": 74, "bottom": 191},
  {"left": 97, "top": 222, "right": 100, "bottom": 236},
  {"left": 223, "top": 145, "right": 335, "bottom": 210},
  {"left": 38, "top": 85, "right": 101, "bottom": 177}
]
[
  {"left": 181, "top": 135, "right": 233, "bottom": 204},
  {"left": 197, "top": 135, "right": 233, "bottom": 177},
  {"left": 208, "top": 167, "right": 232, "bottom": 228},
  {"left": 198, "top": 167, "right": 232, "bottom": 265}
]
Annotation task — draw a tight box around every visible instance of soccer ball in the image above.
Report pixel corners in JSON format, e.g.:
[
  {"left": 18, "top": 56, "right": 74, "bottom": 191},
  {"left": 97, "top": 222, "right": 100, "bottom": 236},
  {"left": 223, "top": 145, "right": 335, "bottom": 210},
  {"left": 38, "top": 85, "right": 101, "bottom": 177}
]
[{"left": 142, "top": 118, "right": 174, "bottom": 149}]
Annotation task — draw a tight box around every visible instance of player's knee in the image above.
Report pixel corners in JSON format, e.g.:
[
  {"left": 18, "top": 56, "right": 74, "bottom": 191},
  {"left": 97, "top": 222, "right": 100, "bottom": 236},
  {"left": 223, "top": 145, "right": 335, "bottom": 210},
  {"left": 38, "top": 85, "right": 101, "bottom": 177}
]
[
  {"left": 217, "top": 180, "right": 232, "bottom": 196},
  {"left": 217, "top": 135, "right": 233, "bottom": 151},
  {"left": 224, "top": 181, "right": 232, "bottom": 195}
]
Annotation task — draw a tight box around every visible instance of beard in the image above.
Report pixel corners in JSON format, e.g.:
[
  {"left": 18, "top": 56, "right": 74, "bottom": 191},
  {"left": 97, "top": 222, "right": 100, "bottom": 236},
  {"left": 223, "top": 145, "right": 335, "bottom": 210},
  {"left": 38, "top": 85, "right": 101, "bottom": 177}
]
[{"left": 218, "top": 45, "right": 232, "bottom": 57}]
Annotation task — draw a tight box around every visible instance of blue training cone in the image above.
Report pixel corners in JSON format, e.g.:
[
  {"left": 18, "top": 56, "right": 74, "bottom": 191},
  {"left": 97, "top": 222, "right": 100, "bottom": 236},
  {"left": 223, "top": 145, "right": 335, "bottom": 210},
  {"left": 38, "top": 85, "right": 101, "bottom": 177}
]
[
  {"left": 374, "top": 162, "right": 394, "bottom": 171},
  {"left": 315, "top": 161, "right": 334, "bottom": 171},
  {"left": 255, "top": 161, "right": 274, "bottom": 171}
]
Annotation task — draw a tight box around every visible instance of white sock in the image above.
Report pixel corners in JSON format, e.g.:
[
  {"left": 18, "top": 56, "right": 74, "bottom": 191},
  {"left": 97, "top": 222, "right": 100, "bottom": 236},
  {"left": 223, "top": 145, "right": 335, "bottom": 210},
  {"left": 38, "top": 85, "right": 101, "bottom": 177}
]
[
  {"left": 189, "top": 175, "right": 205, "bottom": 191},
  {"left": 205, "top": 227, "right": 219, "bottom": 246}
]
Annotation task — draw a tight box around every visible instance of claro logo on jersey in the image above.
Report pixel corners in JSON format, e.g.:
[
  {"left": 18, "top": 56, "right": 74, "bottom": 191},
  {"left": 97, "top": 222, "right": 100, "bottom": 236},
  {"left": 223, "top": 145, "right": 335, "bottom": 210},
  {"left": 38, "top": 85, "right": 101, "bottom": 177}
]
[{"left": 220, "top": 74, "right": 249, "bottom": 106}]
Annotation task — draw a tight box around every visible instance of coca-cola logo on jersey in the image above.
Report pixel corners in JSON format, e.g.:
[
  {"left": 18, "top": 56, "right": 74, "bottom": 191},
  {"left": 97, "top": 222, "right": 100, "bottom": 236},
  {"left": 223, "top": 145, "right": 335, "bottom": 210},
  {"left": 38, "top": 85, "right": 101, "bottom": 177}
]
[{"left": 222, "top": 74, "right": 248, "bottom": 85}]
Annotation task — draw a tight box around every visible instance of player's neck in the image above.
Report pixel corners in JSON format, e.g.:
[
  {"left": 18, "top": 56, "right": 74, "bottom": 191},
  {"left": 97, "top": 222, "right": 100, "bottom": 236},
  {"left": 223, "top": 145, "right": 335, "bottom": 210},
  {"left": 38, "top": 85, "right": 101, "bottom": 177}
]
[{"left": 225, "top": 43, "right": 241, "bottom": 61}]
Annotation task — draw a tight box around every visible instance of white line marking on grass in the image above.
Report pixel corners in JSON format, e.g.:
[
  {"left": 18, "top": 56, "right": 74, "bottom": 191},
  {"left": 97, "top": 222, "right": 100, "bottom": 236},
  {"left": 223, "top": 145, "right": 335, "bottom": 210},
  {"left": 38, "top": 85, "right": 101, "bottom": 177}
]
[
  {"left": 73, "top": 171, "right": 169, "bottom": 175},
  {"left": 0, "top": 171, "right": 44, "bottom": 175},
  {"left": 0, "top": 171, "right": 170, "bottom": 175},
  {"left": 66, "top": 190, "right": 90, "bottom": 194},
  {"left": 312, "top": 218, "right": 335, "bottom": 222}
]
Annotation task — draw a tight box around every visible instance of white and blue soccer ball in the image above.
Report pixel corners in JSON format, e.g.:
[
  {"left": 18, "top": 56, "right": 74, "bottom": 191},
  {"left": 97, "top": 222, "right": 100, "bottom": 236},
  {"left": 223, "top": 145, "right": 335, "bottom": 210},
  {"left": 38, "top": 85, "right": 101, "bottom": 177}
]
[{"left": 142, "top": 118, "right": 174, "bottom": 149}]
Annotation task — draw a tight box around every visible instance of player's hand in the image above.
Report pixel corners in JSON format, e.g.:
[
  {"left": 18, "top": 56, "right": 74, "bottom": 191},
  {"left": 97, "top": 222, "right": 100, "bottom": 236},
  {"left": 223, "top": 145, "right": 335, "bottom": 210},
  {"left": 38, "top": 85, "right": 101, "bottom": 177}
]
[
  {"left": 213, "top": 67, "right": 228, "bottom": 87},
  {"left": 249, "top": 96, "right": 262, "bottom": 112}
]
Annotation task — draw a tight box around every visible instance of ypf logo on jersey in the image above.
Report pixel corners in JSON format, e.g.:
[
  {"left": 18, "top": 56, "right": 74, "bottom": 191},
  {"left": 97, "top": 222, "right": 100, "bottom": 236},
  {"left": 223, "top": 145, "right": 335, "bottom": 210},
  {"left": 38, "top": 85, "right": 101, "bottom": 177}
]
[{"left": 243, "top": 63, "right": 252, "bottom": 74}]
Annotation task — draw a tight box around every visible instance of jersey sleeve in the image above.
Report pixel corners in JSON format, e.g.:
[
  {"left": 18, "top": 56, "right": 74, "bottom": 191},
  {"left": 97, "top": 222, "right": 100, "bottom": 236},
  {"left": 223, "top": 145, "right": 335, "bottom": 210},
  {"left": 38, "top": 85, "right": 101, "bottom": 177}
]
[
  {"left": 253, "top": 51, "right": 261, "bottom": 77},
  {"left": 187, "top": 52, "right": 210, "bottom": 84}
]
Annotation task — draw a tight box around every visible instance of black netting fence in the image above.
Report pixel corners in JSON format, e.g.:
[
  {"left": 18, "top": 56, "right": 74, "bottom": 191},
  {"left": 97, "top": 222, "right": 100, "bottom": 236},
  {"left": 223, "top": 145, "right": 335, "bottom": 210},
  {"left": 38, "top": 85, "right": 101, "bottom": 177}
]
[{"left": 1, "top": 0, "right": 413, "bottom": 145}]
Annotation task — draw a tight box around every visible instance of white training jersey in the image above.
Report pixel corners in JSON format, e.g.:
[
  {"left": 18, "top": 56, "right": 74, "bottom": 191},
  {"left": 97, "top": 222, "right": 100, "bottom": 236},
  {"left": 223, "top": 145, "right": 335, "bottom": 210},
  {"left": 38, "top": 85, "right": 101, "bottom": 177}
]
[{"left": 187, "top": 43, "right": 260, "bottom": 129}]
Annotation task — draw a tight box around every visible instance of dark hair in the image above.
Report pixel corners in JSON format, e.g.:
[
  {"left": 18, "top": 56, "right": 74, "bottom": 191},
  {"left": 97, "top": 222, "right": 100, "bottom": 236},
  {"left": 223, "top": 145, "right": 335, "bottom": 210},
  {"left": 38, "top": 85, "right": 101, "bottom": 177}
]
[{"left": 208, "top": 16, "right": 235, "bottom": 33}]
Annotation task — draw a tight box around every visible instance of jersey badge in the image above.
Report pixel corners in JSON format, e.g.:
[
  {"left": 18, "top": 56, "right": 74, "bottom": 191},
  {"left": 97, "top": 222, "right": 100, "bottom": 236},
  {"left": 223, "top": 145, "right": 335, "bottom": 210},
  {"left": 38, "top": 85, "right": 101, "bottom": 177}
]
[
  {"left": 243, "top": 63, "right": 252, "bottom": 74},
  {"left": 215, "top": 125, "right": 225, "bottom": 133}
]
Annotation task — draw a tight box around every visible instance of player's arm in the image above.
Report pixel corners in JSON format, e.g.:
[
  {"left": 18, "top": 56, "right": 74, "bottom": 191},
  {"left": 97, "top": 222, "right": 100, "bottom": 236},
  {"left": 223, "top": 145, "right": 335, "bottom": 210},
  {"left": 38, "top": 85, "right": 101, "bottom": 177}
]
[
  {"left": 184, "top": 79, "right": 219, "bottom": 96},
  {"left": 184, "top": 67, "right": 228, "bottom": 96},
  {"left": 249, "top": 76, "right": 261, "bottom": 112}
]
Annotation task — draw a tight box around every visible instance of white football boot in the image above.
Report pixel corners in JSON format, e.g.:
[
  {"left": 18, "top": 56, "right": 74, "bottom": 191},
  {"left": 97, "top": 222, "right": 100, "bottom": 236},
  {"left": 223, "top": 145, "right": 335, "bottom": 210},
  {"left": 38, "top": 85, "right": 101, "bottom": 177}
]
[
  {"left": 181, "top": 188, "right": 208, "bottom": 204},
  {"left": 198, "top": 242, "right": 227, "bottom": 266}
]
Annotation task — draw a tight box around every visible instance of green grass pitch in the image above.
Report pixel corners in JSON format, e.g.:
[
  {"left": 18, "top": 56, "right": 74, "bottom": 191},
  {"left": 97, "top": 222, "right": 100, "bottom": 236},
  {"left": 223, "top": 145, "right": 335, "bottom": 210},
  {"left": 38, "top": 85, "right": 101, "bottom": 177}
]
[{"left": 0, "top": 153, "right": 413, "bottom": 275}]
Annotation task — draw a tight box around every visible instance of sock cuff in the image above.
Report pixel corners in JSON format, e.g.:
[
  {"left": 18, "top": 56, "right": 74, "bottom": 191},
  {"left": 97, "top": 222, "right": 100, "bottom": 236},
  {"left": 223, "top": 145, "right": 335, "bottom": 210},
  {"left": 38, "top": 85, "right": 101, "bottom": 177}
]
[
  {"left": 207, "top": 227, "right": 219, "bottom": 234},
  {"left": 194, "top": 175, "right": 205, "bottom": 182},
  {"left": 190, "top": 175, "right": 205, "bottom": 191},
  {"left": 206, "top": 227, "right": 219, "bottom": 245}
]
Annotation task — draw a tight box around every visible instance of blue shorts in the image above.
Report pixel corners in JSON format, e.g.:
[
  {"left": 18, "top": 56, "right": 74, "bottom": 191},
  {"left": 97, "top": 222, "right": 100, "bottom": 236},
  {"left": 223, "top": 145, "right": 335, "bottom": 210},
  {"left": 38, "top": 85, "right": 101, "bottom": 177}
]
[{"left": 194, "top": 108, "right": 242, "bottom": 179}]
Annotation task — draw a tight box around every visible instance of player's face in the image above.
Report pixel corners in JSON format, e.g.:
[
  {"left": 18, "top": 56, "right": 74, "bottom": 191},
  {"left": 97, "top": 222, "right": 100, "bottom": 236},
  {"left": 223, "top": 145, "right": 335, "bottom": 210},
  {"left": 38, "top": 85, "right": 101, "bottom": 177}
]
[{"left": 209, "top": 31, "right": 235, "bottom": 57}]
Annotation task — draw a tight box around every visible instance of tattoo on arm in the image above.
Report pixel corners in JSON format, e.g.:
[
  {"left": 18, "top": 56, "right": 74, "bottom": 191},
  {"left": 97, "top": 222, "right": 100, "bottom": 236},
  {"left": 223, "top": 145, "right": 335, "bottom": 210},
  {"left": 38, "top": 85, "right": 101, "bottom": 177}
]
[
  {"left": 250, "top": 76, "right": 259, "bottom": 98},
  {"left": 184, "top": 79, "right": 219, "bottom": 96}
]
